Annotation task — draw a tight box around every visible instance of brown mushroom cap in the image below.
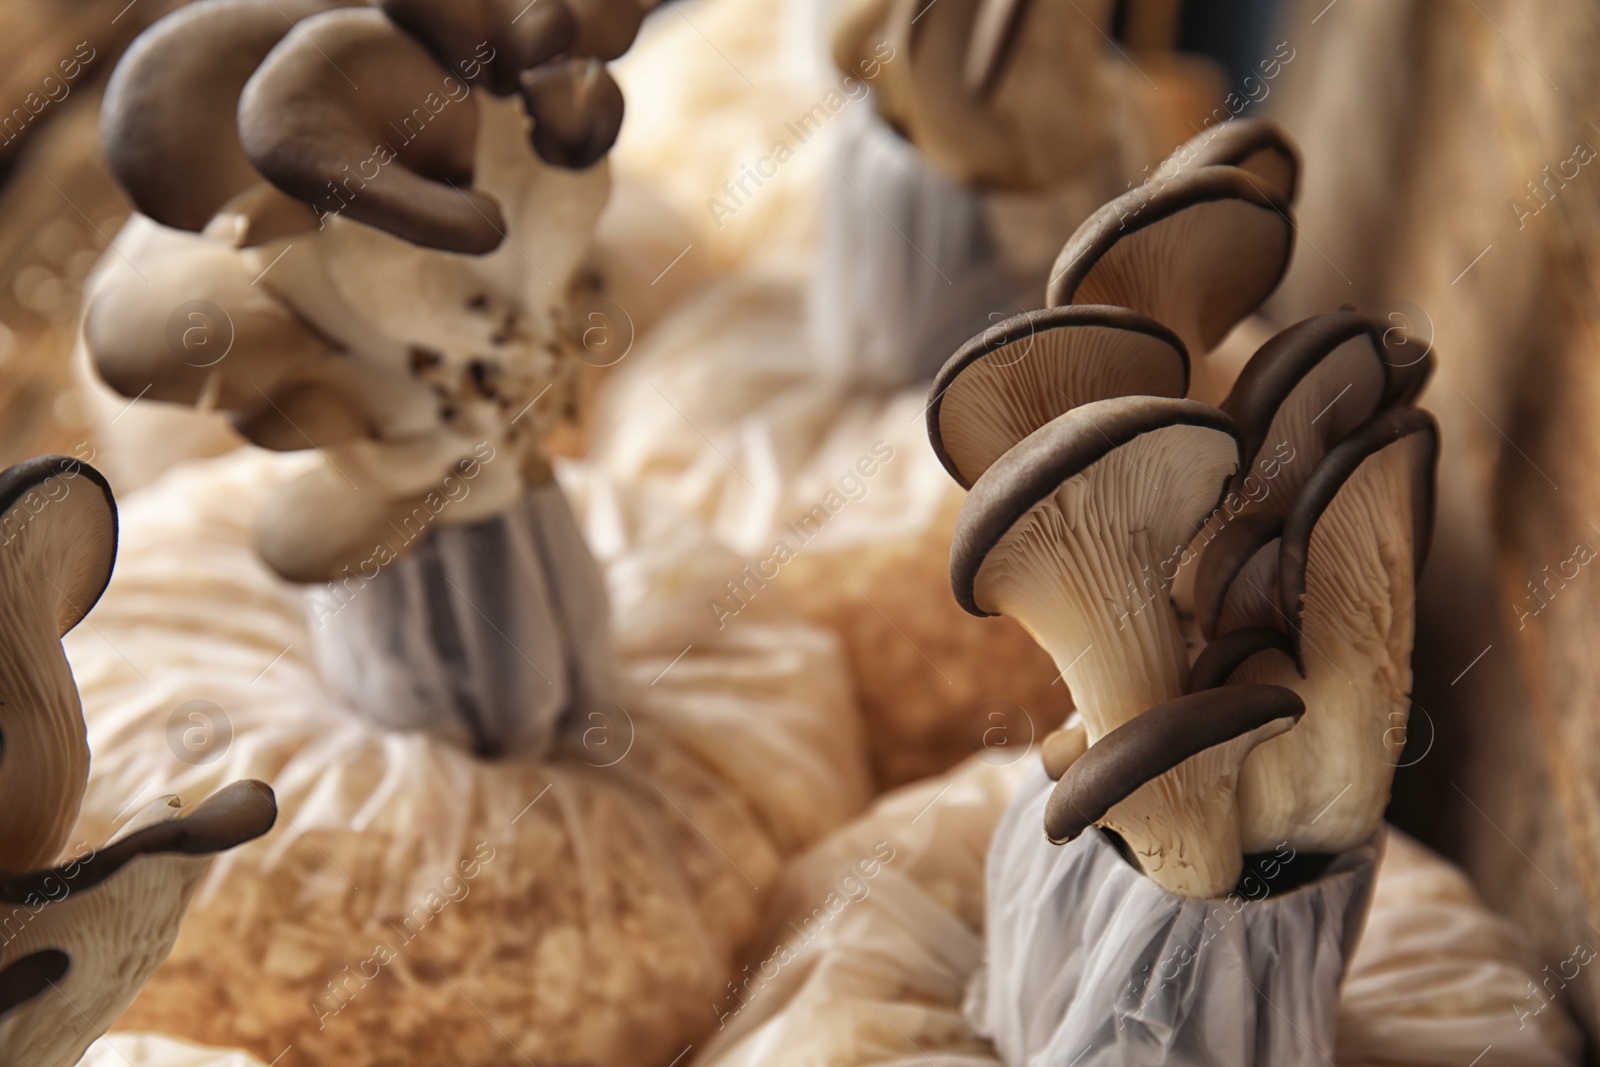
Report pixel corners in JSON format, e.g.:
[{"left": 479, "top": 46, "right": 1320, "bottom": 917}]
[
  {"left": 1044, "top": 684, "right": 1304, "bottom": 843},
  {"left": 1172, "top": 117, "right": 1301, "bottom": 203},
  {"left": 927, "top": 305, "right": 1189, "bottom": 489},
  {"left": 0, "top": 456, "right": 117, "bottom": 635},
  {"left": 1192, "top": 510, "right": 1283, "bottom": 640},
  {"left": 1376, "top": 320, "right": 1437, "bottom": 407},
  {"left": 1045, "top": 166, "right": 1294, "bottom": 358},
  {"left": 1187, "top": 625, "right": 1296, "bottom": 693},
  {"left": 0, "top": 782, "right": 277, "bottom": 903},
  {"left": 239, "top": 8, "right": 507, "bottom": 253},
  {"left": 1278, "top": 406, "right": 1439, "bottom": 665},
  {"left": 521, "top": 58, "right": 627, "bottom": 169},
  {"left": 379, "top": 0, "right": 578, "bottom": 96},
  {"left": 951, "top": 396, "right": 1241, "bottom": 619},
  {"left": 1221, "top": 310, "right": 1409, "bottom": 504},
  {"left": 101, "top": 0, "right": 350, "bottom": 232}
]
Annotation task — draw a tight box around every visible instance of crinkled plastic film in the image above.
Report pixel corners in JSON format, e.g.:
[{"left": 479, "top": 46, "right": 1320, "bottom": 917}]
[
  {"left": 974, "top": 767, "right": 1376, "bottom": 1067},
  {"left": 693, "top": 756, "right": 1581, "bottom": 1067},
  {"left": 310, "top": 481, "right": 616, "bottom": 760},
  {"left": 64, "top": 450, "right": 871, "bottom": 1067}
]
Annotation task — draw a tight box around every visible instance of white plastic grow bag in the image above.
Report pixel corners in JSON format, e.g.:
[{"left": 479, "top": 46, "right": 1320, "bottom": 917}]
[
  {"left": 692, "top": 755, "right": 1581, "bottom": 1067},
  {"left": 64, "top": 448, "right": 871, "bottom": 1067}
]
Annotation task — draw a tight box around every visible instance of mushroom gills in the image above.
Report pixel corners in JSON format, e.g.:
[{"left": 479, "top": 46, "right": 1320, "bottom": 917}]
[
  {"left": 1191, "top": 510, "right": 1282, "bottom": 640},
  {"left": 953, "top": 397, "right": 1243, "bottom": 739},
  {"left": 928, "top": 305, "right": 1189, "bottom": 488},
  {"left": 1045, "top": 166, "right": 1295, "bottom": 403},
  {"left": 1171, "top": 117, "right": 1301, "bottom": 203},
  {"left": 1233, "top": 408, "right": 1438, "bottom": 853},
  {"left": 1221, "top": 311, "right": 1400, "bottom": 511}
]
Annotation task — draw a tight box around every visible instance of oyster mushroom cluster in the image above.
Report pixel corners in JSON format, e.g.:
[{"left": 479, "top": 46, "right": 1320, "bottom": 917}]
[
  {"left": 88, "top": 0, "right": 653, "bottom": 586},
  {"left": 929, "top": 118, "right": 1438, "bottom": 898},
  {"left": 85, "top": 0, "right": 660, "bottom": 758},
  {"left": 0, "top": 456, "right": 276, "bottom": 1066}
]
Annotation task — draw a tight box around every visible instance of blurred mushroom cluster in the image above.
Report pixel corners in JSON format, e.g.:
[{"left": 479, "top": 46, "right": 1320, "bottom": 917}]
[
  {"left": 0, "top": 456, "right": 275, "bottom": 1067},
  {"left": 85, "top": 0, "right": 663, "bottom": 758}
]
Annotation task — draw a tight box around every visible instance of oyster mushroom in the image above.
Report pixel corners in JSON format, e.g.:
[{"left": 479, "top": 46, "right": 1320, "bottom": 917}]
[
  {"left": 0, "top": 785, "right": 277, "bottom": 1067},
  {"left": 1045, "top": 165, "right": 1296, "bottom": 403},
  {"left": 378, "top": 0, "right": 578, "bottom": 95},
  {"left": 92, "top": 0, "right": 628, "bottom": 761},
  {"left": 927, "top": 305, "right": 1189, "bottom": 488},
  {"left": 1220, "top": 309, "right": 1435, "bottom": 512},
  {"left": 83, "top": 235, "right": 341, "bottom": 413},
  {"left": 877, "top": 0, "right": 1122, "bottom": 191},
  {"left": 1181, "top": 309, "right": 1437, "bottom": 634},
  {"left": 521, "top": 58, "right": 627, "bottom": 170},
  {"left": 951, "top": 395, "right": 1256, "bottom": 893},
  {"left": 0, "top": 456, "right": 276, "bottom": 1067},
  {"left": 1194, "top": 407, "right": 1439, "bottom": 854},
  {"left": 0, "top": 456, "right": 116, "bottom": 872},
  {"left": 1043, "top": 684, "right": 1304, "bottom": 897}
]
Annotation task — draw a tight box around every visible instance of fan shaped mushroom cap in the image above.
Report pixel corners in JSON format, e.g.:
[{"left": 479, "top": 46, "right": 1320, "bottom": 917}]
[
  {"left": 927, "top": 305, "right": 1189, "bottom": 488},
  {"left": 238, "top": 8, "right": 506, "bottom": 253},
  {"left": 83, "top": 238, "right": 339, "bottom": 411},
  {"left": 1044, "top": 166, "right": 1294, "bottom": 399},
  {"left": 1222, "top": 310, "right": 1427, "bottom": 509},
  {"left": 521, "top": 58, "right": 627, "bottom": 169},
  {"left": 951, "top": 396, "right": 1241, "bottom": 737},
  {"left": 1231, "top": 406, "right": 1439, "bottom": 853},
  {"left": 1173, "top": 117, "right": 1301, "bottom": 203},
  {"left": 0, "top": 457, "right": 116, "bottom": 873},
  {"left": 0, "top": 783, "right": 277, "bottom": 1067},
  {"left": 101, "top": 0, "right": 348, "bottom": 232},
  {"left": 1191, "top": 510, "right": 1283, "bottom": 640},
  {"left": 1044, "top": 684, "right": 1303, "bottom": 897}
]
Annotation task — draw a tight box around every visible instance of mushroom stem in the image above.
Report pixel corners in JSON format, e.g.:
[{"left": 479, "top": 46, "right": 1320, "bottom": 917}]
[
  {"left": 953, "top": 398, "right": 1242, "bottom": 741},
  {"left": 984, "top": 518, "right": 1191, "bottom": 737},
  {"left": 1096, "top": 731, "right": 1276, "bottom": 896}
]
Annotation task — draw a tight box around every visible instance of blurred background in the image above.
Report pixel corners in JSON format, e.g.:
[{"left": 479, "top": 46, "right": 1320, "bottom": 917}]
[{"left": 8, "top": 0, "right": 1600, "bottom": 1053}]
